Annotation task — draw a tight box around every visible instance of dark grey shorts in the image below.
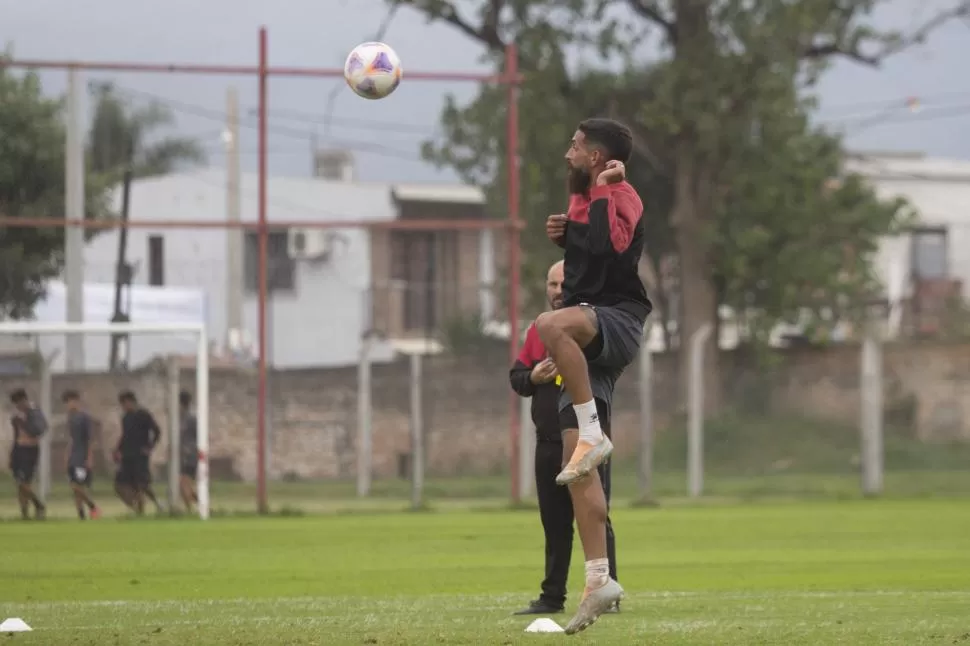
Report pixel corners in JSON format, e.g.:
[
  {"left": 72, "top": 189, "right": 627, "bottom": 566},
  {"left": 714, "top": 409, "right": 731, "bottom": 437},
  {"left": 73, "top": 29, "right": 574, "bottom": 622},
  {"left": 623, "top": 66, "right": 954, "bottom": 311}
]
[{"left": 558, "top": 303, "right": 645, "bottom": 420}]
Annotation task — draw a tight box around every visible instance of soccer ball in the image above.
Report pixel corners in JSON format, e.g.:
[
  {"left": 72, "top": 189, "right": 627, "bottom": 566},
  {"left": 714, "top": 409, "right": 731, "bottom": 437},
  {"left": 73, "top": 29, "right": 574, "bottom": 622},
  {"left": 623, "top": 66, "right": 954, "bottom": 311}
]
[{"left": 343, "top": 42, "right": 403, "bottom": 100}]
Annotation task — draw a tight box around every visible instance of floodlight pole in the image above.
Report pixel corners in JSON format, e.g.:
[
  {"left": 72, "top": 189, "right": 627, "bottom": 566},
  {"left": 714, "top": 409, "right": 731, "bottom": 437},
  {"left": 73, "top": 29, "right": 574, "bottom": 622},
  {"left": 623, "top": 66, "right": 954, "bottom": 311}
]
[
  {"left": 504, "top": 43, "right": 523, "bottom": 505},
  {"left": 38, "top": 349, "right": 60, "bottom": 503},
  {"left": 196, "top": 328, "right": 210, "bottom": 520},
  {"left": 256, "top": 26, "right": 270, "bottom": 516}
]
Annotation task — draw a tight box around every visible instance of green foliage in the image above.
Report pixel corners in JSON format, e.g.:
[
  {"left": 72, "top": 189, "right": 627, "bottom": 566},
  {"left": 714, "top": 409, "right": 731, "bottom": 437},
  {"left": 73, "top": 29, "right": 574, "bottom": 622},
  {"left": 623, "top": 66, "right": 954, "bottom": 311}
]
[
  {"left": 87, "top": 82, "right": 206, "bottom": 179},
  {"left": 0, "top": 66, "right": 207, "bottom": 320},
  {"left": 393, "top": 0, "right": 962, "bottom": 352},
  {"left": 0, "top": 58, "right": 111, "bottom": 319},
  {"left": 439, "top": 312, "right": 502, "bottom": 356}
]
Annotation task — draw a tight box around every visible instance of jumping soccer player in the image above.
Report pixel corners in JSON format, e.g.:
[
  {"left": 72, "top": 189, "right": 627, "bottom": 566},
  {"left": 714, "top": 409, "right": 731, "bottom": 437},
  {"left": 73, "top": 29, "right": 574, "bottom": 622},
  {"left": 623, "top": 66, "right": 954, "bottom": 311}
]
[
  {"left": 178, "top": 390, "right": 199, "bottom": 513},
  {"left": 62, "top": 390, "right": 101, "bottom": 520},
  {"left": 8, "top": 389, "right": 48, "bottom": 520},
  {"left": 114, "top": 391, "right": 163, "bottom": 515},
  {"left": 537, "top": 118, "right": 649, "bottom": 634}
]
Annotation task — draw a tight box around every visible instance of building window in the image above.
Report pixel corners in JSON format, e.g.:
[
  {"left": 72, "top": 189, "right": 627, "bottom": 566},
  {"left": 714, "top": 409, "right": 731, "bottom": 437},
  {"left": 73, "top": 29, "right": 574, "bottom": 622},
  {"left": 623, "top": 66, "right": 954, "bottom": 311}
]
[
  {"left": 390, "top": 232, "right": 437, "bottom": 331},
  {"left": 911, "top": 227, "right": 948, "bottom": 280},
  {"left": 244, "top": 231, "right": 296, "bottom": 293},
  {"left": 148, "top": 236, "right": 164, "bottom": 286}
]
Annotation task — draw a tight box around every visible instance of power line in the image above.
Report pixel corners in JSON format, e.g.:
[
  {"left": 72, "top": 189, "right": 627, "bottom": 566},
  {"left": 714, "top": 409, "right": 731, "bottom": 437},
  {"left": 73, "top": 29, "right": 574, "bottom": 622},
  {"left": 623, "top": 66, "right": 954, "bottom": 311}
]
[
  {"left": 105, "top": 84, "right": 426, "bottom": 161},
  {"left": 830, "top": 103, "right": 970, "bottom": 135},
  {"left": 179, "top": 168, "right": 395, "bottom": 222},
  {"left": 821, "top": 91, "right": 970, "bottom": 116},
  {"left": 243, "top": 106, "right": 438, "bottom": 136}
]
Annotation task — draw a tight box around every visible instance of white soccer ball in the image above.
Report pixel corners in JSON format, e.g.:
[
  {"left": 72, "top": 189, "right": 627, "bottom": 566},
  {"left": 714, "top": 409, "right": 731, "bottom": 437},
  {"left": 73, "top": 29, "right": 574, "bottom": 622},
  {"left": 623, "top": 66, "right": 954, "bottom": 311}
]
[{"left": 343, "top": 42, "right": 403, "bottom": 100}]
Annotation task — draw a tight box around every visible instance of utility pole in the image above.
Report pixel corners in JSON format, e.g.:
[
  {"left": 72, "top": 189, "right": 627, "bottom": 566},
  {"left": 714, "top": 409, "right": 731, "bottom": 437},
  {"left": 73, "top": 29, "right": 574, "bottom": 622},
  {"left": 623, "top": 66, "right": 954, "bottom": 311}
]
[
  {"left": 109, "top": 138, "right": 136, "bottom": 370},
  {"left": 225, "top": 86, "right": 243, "bottom": 342},
  {"left": 310, "top": 128, "right": 319, "bottom": 176},
  {"left": 64, "top": 68, "right": 86, "bottom": 371}
]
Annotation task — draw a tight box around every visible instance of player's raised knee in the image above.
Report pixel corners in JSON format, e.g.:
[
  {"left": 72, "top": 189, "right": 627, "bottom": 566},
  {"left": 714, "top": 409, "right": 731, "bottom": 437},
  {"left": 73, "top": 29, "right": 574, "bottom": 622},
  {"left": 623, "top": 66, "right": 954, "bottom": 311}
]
[
  {"left": 534, "top": 310, "right": 561, "bottom": 345},
  {"left": 536, "top": 307, "right": 597, "bottom": 347}
]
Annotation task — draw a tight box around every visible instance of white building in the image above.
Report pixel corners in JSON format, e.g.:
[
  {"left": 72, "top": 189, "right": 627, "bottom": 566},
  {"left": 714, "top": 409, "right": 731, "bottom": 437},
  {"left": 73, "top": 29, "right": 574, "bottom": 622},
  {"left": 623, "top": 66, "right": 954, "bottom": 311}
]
[
  {"left": 71, "top": 169, "right": 494, "bottom": 369},
  {"left": 846, "top": 152, "right": 970, "bottom": 336}
]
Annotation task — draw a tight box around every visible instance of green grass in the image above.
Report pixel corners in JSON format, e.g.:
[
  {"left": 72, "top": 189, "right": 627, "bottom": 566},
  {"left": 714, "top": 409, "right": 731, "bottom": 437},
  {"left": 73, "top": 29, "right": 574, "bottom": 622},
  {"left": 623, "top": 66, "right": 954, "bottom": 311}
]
[
  {"left": 9, "top": 466, "right": 970, "bottom": 522},
  {"left": 2, "top": 498, "right": 970, "bottom": 644}
]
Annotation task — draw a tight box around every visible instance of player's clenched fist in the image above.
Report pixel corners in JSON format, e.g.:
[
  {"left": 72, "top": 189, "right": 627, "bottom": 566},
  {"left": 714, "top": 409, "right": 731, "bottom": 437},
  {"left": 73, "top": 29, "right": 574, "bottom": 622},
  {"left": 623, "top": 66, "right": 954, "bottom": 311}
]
[{"left": 546, "top": 214, "right": 568, "bottom": 246}]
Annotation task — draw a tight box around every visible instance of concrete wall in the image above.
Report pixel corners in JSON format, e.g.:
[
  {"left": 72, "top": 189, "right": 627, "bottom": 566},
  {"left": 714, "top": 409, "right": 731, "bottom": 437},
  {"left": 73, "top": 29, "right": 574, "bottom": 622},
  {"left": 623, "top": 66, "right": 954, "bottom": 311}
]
[{"left": 3, "top": 341, "right": 969, "bottom": 481}]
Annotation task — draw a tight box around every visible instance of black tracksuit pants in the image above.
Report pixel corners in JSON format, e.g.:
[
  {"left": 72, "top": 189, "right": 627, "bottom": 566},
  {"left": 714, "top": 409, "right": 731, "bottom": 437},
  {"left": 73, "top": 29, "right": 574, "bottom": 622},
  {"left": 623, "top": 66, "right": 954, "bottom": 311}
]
[{"left": 534, "top": 440, "right": 617, "bottom": 608}]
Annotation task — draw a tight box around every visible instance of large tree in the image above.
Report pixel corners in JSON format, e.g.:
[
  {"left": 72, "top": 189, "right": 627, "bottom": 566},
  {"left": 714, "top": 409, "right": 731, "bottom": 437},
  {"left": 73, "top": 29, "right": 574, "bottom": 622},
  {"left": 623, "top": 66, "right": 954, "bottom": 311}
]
[
  {"left": 0, "top": 63, "right": 110, "bottom": 319},
  {"left": 393, "top": 0, "right": 965, "bottom": 400},
  {"left": 87, "top": 82, "right": 206, "bottom": 179}
]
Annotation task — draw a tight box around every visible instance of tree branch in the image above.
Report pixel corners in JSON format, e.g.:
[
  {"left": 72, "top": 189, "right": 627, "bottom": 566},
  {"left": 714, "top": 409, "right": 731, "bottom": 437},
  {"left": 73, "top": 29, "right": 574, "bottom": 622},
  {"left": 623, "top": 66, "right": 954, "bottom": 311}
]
[
  {"left": 626, "top": 0, "right": 677, "bottom": 43},
  {"left": 392, "top": 0, "right": 506, "bottom": 51},
  {"left": 805, "top": 1, "right": 970, "bottom": 65},
  {"left": 483, "top": 0, "right": 504, "bottom": 43}
]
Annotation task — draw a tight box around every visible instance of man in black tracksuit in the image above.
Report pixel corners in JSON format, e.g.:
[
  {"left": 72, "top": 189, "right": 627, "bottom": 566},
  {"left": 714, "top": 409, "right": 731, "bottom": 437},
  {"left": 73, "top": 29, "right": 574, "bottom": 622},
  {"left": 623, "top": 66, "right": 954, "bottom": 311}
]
[
  {"left": 508, "top": 260, "right": 618, "bottom": 615},
  {"left": 113, "top": 391, "right": 163, "bottom": 515}
]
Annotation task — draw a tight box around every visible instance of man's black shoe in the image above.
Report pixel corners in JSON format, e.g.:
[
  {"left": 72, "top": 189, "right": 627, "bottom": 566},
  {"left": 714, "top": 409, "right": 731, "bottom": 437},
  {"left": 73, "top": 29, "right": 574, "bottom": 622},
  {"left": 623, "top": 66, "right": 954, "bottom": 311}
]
[{"left": 513, "top": 599, "right": 565, "bottom": 615}]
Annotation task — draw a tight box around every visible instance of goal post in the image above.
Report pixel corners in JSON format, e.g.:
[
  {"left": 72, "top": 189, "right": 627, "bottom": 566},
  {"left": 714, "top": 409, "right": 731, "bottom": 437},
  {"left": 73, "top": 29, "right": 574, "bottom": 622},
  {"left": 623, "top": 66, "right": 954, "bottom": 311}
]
[{"left": 0, "top": 321, "right": 211, "bottom": 520}]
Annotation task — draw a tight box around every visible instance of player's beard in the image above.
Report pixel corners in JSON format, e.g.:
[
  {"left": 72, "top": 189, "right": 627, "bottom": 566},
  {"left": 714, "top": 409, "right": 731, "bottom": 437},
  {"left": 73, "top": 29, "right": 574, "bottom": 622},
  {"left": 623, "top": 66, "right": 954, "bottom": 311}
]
[{"left": 567, "top": 163, "right": 591, "bottom": 194}]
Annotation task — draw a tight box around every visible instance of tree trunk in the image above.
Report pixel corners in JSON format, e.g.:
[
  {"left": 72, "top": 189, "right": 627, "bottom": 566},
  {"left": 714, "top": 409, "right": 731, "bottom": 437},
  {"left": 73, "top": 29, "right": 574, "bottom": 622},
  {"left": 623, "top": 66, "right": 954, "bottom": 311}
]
[
  {"left": 672, "top": 144, "right": 720, "bottom": 411},
  {"left": 670, "top": 0, "right": 722, "bottom": 411}
]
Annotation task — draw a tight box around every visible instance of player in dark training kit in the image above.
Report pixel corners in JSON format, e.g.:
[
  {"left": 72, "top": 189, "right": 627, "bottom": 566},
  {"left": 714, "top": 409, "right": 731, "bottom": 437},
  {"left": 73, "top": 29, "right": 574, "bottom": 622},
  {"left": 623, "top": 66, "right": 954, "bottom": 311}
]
[
  {"left": 62, "top": 390, "right": 101, "bottom": 520},
  {"left": 8, "top": 389, "right": 49, "bottom": 520},
  {"left": 537, "top": 118, "right": 650, "bottom": 634},
  {"left": 113, "top": 391, "right": 163, "bottom": 515}
]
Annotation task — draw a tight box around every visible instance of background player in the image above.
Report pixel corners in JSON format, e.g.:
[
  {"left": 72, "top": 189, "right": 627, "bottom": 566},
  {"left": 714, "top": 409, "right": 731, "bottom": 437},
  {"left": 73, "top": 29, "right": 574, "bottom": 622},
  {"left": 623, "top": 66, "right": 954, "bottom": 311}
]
[
  {"left": 510, "top": 260, "right": 619, "bottom": 616},
  {"left": 178, "top": 390, "right": 199, "bottom": 513},
  {"left": 113, "top": 391, "right": 163, "bottom": 515},
  {"left": 8, "top": 389, "right": 48, "bottom": 520},
  {"left": 62, "top": 390, "right": 101, "bottom": 520},
  {"left": 537, "top": 118, "right": 649, "bottom": 634}
]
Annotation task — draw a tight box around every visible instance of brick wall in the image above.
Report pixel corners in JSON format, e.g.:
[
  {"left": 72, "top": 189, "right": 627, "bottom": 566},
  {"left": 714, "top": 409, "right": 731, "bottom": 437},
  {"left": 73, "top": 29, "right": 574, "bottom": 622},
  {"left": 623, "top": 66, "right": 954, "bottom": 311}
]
[{"left": 2, "top": 341, "right": 969, "bottom": 481}]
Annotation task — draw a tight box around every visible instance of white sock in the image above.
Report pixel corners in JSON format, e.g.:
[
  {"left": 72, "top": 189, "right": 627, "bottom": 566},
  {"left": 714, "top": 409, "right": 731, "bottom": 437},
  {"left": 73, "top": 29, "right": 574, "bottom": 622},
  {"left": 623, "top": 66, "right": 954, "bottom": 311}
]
[
  {"left": 574, "top": 400, "right": 604, "bottom": 444},
  {"left": 585, "top": 558, "right": 610, "bottom": 589}
]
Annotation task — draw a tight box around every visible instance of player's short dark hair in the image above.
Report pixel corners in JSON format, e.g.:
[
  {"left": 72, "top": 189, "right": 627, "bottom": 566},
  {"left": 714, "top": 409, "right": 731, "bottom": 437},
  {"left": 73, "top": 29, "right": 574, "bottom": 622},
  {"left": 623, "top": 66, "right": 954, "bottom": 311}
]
[
  {"left": 578, "top": 118, "right": 634, "bottom": 164},
  {"left": 61, "top": 389, "right": 80, "bottom": 403},
  {"left": 118, "top": 390, "right": 137, "bottom": 404},
  {"left": 179, "top": 390, "right": 192, "bottom": 407},
  {"left": 9, "top": 389, "right": 28, "bottom": 404}
]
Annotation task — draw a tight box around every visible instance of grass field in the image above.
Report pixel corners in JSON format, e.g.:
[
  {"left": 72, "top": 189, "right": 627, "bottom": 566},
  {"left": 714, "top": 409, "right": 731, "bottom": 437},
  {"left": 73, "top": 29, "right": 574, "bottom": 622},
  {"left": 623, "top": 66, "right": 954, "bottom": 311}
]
[{"left": 2, "top": 496, "right": 970, "bottom": 645}]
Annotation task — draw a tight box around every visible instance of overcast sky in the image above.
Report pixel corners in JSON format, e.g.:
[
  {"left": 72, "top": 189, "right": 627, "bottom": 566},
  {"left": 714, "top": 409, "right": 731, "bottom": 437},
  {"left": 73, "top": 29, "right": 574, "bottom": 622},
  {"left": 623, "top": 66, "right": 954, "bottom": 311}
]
[{"left": 3, "top": 0, "right": 969, "bottom": 184}]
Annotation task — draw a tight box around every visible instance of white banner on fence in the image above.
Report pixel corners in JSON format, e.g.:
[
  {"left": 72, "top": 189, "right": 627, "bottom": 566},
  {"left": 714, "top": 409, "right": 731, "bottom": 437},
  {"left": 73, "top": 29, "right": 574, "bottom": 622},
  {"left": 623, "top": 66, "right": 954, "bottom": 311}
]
[{"left": 27, "top": 282, "right": 206, "bottom": 372}]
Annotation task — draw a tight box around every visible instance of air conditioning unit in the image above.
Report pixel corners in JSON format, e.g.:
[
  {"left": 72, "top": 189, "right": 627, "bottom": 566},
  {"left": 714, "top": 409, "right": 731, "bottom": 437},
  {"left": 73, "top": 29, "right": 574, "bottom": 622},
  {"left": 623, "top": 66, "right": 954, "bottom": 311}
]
[{"left": 287, "top": 228, "right": 331, "bottom": 260}]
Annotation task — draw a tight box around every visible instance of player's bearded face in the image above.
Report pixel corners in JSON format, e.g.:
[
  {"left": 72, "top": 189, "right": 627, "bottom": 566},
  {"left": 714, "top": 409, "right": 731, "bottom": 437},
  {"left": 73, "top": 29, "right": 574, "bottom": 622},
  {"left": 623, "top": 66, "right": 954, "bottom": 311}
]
[{"left": 567, "top": 160, "right": 591, "bottom": 194}]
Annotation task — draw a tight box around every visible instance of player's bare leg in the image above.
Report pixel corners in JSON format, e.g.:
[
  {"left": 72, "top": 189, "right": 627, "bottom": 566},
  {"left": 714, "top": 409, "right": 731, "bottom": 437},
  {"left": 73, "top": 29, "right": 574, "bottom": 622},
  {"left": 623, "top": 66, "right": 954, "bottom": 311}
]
[
  {"left": 179, "top": 475, "right": 197, "bottom": 512},
  {"left": 71, "top": 482, "right": 99, "bottom": 520},
  {"left": 18, "top": 482, "right": 45, "bottom": 520},
  {"left": 535, "top": 306, "right": 614, "bottom": 483},
  {"left": 555, "top": 429, "right": 624, "bottom": 634},
  {"left": 536, "top": 306, "right": 621, "bottom": 634},
  {"left": 16, "top": 484, "right": 30, "bottom": 520},
  {"left": 142, "top": 484, "right": 163, "bottom": 513},
  {"left": 115, "top": 481, "right": 139, "bottom": 513}
]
